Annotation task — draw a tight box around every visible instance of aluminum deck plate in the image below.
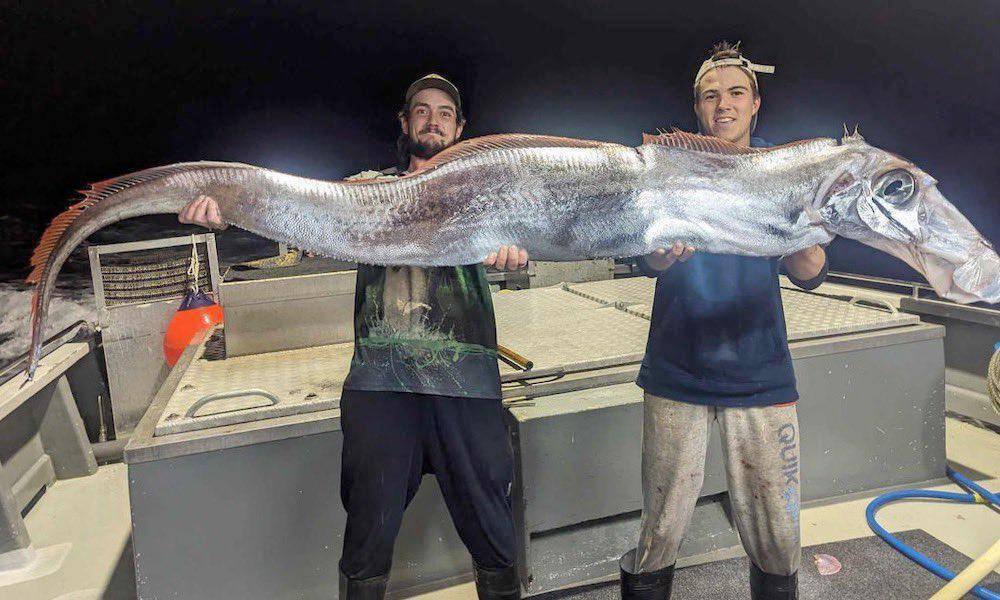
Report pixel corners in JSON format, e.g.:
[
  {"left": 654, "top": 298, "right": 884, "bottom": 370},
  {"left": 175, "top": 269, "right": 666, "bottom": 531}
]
[
  {"left": 154, "top": 278, "right": 920, "bottom": 436},
  {"left": 565, "top": 278, "right": 920, "bottom": 341},
  {"left": 779, "top": 288, "right": 920, "bottom": 340},
  {"left": 564, "top": 277, "right": 656, "bottom": 307},
  {"left": 493, "top": 287, "right": 651, "bottom": 373},
  {"left": 153, "top": 342, "right": 353, "bottom": 436}
]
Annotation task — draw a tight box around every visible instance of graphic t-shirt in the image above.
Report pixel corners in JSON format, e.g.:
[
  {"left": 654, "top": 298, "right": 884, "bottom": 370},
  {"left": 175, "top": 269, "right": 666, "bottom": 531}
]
[{"left": 340, "top": 169, "right": 501, "bottom": 400}]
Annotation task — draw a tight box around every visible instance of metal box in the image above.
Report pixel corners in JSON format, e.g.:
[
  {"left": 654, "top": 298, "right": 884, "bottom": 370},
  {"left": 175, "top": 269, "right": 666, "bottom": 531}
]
[
  {"left": 222, "top": 270, "right": 357, "bottom": 357},
  {"left": 509, "top": 322, "right": 946, "bottom": 593},
  {"left": 124, "top": 279, "right": 946, "bottom": 598}
]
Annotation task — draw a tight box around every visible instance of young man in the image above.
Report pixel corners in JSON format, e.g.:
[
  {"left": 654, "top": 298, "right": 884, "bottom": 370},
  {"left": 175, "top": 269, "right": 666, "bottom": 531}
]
[
  {"left": 179, "top": 74, "right": 526, "bottom": 600},
  {"left": 618, "top": 43, "right": 828, "bottom": 600}
]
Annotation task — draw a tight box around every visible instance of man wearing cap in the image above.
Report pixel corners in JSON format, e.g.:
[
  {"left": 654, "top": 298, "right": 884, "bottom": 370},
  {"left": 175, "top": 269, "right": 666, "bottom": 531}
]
[
  {"left": 179, "top": 74, "right": 524, "bottom": 600},
  {"left": 617, "top": 43, "right": 827, "bottom": 600}
]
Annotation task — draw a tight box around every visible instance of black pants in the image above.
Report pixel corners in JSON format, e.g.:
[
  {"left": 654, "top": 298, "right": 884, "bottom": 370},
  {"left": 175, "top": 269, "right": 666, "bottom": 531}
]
[{"left": 338, "top": 389, "right": 516, "bottom": 579}]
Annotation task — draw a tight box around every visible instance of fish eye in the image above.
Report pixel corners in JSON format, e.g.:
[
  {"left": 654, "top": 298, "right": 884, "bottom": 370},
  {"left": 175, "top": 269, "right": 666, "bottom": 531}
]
[{"left": 874, "top": 169, "right": 916, "bottom": 204}]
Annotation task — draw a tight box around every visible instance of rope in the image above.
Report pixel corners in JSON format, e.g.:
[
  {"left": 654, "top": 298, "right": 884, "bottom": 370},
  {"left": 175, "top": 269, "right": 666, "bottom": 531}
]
[
  {"left": 187, "top": 235, "right": 201, "bottom": 292},
  {"left": 988, "top": 343, "right": 1000, "bottom": 415}
]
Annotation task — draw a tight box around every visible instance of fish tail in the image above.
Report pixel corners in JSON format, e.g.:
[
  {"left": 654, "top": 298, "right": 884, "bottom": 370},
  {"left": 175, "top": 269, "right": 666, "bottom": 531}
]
[{"left": 24, "top": 162, "right": 235, "bottom": 379}]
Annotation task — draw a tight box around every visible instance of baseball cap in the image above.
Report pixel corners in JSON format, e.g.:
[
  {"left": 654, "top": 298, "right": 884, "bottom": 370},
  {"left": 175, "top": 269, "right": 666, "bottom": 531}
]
[
  {"left": 404, "top": 73, "right": 462, "bottom": 112},
  {"left": 694, "top": 47, "right": 775, "bottom": 91}
]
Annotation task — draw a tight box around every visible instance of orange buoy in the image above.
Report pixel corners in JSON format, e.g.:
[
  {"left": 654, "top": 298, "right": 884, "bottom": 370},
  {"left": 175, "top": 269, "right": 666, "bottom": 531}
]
[{"left": 163, "top": 289, "right": 224, "bottom": 366}]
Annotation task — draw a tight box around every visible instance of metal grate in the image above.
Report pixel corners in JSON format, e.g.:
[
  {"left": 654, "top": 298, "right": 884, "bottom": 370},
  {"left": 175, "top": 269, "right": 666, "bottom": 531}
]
[
  {"left": 88, "top": 235, "right": 221, "bottom": 310},
  {"left": 97, "top": 247, "right": 209, "bottom": 306},
  {"left": 202, "top": 327, "right": 227, "bottom": 361},
  {"left": 88, "top": 234, "right": 222, "bottom": 437}
]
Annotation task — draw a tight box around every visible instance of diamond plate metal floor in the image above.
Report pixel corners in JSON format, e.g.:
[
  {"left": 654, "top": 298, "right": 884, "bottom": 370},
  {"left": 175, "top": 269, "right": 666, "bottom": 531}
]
[
  {"left": 154, "top": 341, "right": 353, "bottom": 435},
  {"left": 152, "top": 280, "right": 923, "bottom": 436},
  {"left": 564, "top": 278, "right": 919, "bottom": 341}
]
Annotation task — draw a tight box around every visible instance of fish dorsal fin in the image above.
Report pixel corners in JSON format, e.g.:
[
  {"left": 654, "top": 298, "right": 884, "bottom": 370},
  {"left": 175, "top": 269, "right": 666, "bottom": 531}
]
[
  {"left": 641, "top": 129, "right": 760, "bottom": 155},
  {"left": 416, "top": 134, "right": 609, "bottom": 172},
  {"left": 643, "top": 128, "right": 830, "bottom": 154},
  {"left": 26, "top": 162, "right": 242, "bottom": 284}
]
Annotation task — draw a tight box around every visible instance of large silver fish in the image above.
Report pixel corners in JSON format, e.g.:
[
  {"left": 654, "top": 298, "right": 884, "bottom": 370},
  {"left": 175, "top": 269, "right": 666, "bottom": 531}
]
[{"left": 23, "top": 130, "right": 999, "bottom": 379}]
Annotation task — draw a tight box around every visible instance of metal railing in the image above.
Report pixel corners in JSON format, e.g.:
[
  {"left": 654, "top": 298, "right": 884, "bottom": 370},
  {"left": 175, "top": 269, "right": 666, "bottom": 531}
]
[
  {"left": 824, "top": 270, "right": 935, "bottom": 299},
  {"left": 0, "top": 320, "right": 94, "bottom": 387}
]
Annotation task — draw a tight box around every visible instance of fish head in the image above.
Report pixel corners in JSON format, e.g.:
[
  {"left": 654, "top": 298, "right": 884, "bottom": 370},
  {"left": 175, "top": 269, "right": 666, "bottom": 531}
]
[{"left": 816, "top": 132, "right": 998, "bottom": 304}]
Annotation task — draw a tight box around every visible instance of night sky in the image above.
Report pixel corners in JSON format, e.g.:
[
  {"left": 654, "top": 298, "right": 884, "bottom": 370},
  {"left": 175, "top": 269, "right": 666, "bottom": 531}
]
[{"left": 2, "top": 1, "right": 998, "bottom": 284}]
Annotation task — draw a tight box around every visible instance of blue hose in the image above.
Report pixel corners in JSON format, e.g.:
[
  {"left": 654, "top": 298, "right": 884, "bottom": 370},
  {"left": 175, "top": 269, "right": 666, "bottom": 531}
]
[{"left": 866, "top": 466, "right": 1000, "bottom": 599}]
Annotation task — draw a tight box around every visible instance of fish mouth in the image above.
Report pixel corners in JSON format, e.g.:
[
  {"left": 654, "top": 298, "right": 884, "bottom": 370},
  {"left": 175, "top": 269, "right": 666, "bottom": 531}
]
[
  {"left": 877, "top": 187, "right": 1000, "bottom": 305},
  {"left": 947, "top": 243, "right": 1000, "bottom": 304},
  {"left": 909, "top": 236, "right": 1000, "bottom": 305}
]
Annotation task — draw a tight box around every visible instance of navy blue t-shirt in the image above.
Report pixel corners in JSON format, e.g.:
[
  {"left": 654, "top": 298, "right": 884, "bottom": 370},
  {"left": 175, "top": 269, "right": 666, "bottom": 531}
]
[{"left": 635, "top": 137, "right": 826, "bottom": 407}]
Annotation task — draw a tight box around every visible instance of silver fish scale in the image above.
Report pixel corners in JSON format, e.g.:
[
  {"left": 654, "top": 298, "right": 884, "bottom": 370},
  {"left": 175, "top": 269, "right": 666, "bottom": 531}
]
[
  {"left": 28, "top": 133, "right": 1000, "bottom": 383},
  {"left": 201, "top": 142, "right": 835, "bottom": 266}
]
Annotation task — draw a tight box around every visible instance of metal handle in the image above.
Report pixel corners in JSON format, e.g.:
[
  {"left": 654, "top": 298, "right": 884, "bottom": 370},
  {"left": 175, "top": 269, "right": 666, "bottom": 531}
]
[
  {"left": 848, "top": 295, "right": 898, "bottom": 314},
  {"left": 185, "top": 388, "right": 279, "bottom": 418}
]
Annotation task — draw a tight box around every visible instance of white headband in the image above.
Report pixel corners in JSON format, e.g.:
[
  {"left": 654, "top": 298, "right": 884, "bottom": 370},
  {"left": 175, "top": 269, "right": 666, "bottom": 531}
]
[{"left": 694, "top": 55, "right": 776, "bottom": 90}]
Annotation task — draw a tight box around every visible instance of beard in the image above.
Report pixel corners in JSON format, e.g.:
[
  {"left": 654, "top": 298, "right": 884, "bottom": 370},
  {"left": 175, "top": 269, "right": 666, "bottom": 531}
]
[
  {"left": 397, "top": 128, "right": 456, "bottom": 165},
  {"left": 409, "top": 135, "right": 450, "bottom": 159}
]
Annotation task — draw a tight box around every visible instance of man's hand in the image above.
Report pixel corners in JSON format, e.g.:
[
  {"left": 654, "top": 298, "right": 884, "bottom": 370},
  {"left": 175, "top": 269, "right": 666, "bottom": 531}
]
[
  {"left": 178, "top": 195, "right": 228, "bottom": 230},
  {"left": 783, "top": 244, "right": 826, "bottom": 281},
  {"left": 644, "top": 241, "right": 695, "bottom": 272},
  {"left": 484, "top": 245, "right": 528, "bottom": 272}
]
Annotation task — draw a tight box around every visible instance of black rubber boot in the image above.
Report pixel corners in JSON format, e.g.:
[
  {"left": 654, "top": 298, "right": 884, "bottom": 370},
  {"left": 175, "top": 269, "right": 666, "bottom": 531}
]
[
  {"left": 338, "top": 570, "right": 388, "bottom": 600},
  {"left": 749, "top": 561, "right": 797, "bottom": 600},
  {"left": 619, "top": 548, "right": 675, "bottom": 599},
  {"left": 473, "top": 563, "right": 521, "bottom": 599}
]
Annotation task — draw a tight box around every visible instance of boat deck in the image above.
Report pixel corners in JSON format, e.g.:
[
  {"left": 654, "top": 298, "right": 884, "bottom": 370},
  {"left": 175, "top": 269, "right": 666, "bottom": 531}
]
[
  {"left": 2, "top": 275, "right": 997, "bottom": 599},
  {"left": 5, "top": 414, "right": 997, "bottom": 599}
]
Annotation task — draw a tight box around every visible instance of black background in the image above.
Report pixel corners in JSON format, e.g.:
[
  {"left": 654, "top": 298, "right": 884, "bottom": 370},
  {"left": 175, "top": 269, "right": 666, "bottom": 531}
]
[{"left": 2, "top": 1, "right": 997, "bottom": 283}]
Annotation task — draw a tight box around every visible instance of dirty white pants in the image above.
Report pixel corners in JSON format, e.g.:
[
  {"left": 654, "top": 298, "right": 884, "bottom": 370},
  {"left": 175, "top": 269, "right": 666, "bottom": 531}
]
[{"left": 635, "top": 392, "right": 801, "bottom": 576}]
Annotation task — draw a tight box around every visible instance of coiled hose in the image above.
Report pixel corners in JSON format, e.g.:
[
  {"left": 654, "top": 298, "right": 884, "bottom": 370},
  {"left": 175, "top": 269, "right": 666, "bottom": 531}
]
[
  {"left": 866, "top": 468, "right": 1000, "bottom": 599},
  {"left": 866, "top": 343, "right": 1000, "bottom": 600}
]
